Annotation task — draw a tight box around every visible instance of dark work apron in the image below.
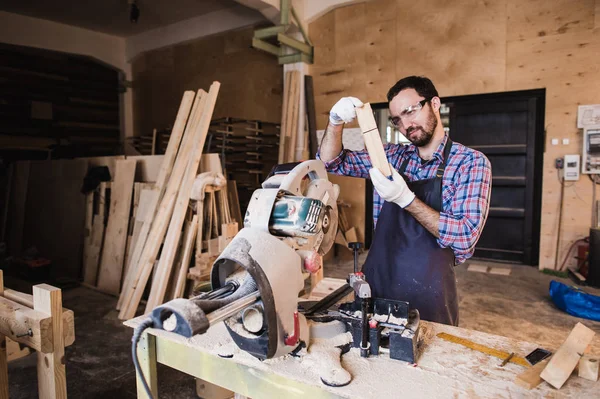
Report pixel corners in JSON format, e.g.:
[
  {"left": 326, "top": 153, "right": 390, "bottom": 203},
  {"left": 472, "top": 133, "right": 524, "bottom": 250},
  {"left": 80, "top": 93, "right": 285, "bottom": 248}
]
[{"left": 362, "top": 139, "right": 458, "bottom": 326}]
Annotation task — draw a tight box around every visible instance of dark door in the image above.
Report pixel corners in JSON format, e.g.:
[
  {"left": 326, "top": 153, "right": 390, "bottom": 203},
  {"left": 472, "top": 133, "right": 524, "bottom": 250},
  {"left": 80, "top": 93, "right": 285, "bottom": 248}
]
[{"left": 443, "top": 89, "right": 545, "bottom": 265}]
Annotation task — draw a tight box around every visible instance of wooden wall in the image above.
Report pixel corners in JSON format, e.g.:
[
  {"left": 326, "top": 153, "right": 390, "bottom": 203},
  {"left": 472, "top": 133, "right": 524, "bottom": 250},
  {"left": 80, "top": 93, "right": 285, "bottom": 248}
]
[
  {"left": 309, "top": 0, "right": 600, "bottom": 269},
  {"left": 131, "top": 26, "right": 283, "bottom": 138}
]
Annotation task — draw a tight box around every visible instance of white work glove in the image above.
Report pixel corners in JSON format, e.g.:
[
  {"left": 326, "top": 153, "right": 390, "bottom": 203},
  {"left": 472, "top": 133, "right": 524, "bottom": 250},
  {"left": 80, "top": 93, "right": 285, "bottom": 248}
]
[
  {"left": 369, "top": 164, "right": 416, "bottom": 208},
  {"left": 329, "top": 97, "right": 364, "bottom": 125}
]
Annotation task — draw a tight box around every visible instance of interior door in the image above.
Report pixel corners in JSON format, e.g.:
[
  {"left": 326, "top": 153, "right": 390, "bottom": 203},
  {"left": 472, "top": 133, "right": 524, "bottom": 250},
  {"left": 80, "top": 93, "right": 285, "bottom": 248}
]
[{"left": 444, "top": 89, "right": 545, "bottom": 265}]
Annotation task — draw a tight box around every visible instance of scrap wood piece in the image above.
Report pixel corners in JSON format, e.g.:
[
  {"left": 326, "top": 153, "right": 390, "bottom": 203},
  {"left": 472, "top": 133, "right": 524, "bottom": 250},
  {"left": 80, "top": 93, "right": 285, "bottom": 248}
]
[
  {"left": 436, "top": 332, "right": 530, "bottom": 367},
  {"left": 308, "top": 277, "right": 347, "bottom": 300},
  {"left": 540, "top": 322, "right": 596, "bottom": 389},
  {"left": 578, "top": 355, "right": 599, "bottom": 381},
  {"left": 355, "top": 103, "right": 391, "bottom": 176},
  {"left": 97, "top": 159, "right": 136, "bottom": 295},
  {"left": 117, "top": 91, "right": 195, "bottom": 311},
  {"left": 467, "top": 264, "right": 490, "bottom": 273},
  {"left": 515, "top": 357, "right": 551, "bottom": 389}
]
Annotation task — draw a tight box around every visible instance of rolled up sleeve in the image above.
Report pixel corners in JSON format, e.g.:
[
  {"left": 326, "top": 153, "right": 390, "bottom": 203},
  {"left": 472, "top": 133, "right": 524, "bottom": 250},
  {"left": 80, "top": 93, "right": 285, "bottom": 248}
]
[
  {"left": 317, "top": 144, "right": 404, "bottom": 179},
  {"left": 437, "top": 153, "right": 492, "bottom": 263},
  {"left": 316, "top": 148, "right": 372, "bottom": 178}
]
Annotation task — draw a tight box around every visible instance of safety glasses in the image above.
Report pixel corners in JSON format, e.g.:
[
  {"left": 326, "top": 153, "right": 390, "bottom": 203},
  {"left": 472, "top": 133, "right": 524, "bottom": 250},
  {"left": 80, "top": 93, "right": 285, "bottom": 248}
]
[{"left": 389, "top": 98, "right": 431, "bottom": 129}]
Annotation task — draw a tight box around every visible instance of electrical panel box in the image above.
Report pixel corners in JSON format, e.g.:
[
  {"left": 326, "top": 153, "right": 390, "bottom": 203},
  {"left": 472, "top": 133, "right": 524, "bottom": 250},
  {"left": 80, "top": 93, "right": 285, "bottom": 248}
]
[
  {"left": 582, "top": 128, "right": 600, "bottom": 174},
  {"left": 564, "top": 154, "right": 580, "bottom": 181}
]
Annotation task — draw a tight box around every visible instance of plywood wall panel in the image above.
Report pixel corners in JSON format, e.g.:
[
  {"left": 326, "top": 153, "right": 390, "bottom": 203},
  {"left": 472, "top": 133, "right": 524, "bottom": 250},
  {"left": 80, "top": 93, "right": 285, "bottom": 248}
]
[
  {"left": 394, "top": 0, "right": 507, "bottom": 97},
  {"left": 365, "top": 0, "right": 397, "bottom": 23},
  {"left": 506, "top": 29, "right": 600, "bottom": 91},
  {"left": 365, "top": 20, "right": 397, "bottom": 103},
  {"left": 312, "top": 64, "right": 368, "bottom": 130},
  {"left": 310, "top": 9, "right": 336, "bottom": 67},
  {"left": 334, "top": 3, "right": 367, "bottom": 66},
  {"left": 507, "top": 0, "right": 596, "bottom": 42}
]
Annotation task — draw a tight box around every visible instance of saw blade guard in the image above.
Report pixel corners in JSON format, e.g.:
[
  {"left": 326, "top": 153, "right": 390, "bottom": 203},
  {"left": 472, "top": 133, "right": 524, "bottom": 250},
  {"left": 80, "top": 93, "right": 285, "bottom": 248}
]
[{"left": 211, "top": 228, "right": 309, "bottom": 359}]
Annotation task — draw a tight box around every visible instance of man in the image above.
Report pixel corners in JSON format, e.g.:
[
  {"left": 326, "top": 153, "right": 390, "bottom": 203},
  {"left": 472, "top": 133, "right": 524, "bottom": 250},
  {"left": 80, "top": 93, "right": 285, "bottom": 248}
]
[{"left": 318, "top": 76, "right": 492, "bottom": 326}]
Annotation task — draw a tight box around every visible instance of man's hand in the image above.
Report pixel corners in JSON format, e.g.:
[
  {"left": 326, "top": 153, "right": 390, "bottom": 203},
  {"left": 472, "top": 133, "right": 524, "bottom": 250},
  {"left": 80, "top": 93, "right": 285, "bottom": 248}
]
[
  {"left": 369, "top": 164, "right": 416, "bottom": 208},
  {"left": 329, "top": 97, "right": 364, "bottom": 125}
]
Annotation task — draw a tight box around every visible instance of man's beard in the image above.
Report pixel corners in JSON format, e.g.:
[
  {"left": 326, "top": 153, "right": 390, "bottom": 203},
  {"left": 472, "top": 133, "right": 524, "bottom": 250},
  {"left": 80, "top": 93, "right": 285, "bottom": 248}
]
[{"left": 405, "top": 107, "right": 438, "bottom": 147}]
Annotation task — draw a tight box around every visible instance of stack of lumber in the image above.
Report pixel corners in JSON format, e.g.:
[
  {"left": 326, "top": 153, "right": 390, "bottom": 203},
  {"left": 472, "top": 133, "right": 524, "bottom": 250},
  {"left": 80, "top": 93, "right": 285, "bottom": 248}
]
[
  {"left": 207, "top": 118, "right": 279, "bottom": 215},
  {"left": 188, "top": 179, "right": 238, "bottom": 281},
  {"left": 278, "top": 70, "right": 301, "bottom": 163},
  {"left": 125, "top": 129, "right": 158, "bottom": 155},
  {"left": 117, "top": 82, "right": 221, "bottom": 320},
  {"left": 82, "top": 177, "right": 155, "bottom": 296}
]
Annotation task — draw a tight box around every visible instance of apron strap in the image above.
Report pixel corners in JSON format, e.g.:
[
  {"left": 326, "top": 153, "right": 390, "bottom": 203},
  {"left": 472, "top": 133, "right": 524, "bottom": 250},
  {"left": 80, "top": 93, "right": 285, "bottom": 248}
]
[
  {"left": 436, "top": 138, "right": 453, "bottom": 178},
  {"left": 399, "top": 137, "right": 453, "bottom": 176}
]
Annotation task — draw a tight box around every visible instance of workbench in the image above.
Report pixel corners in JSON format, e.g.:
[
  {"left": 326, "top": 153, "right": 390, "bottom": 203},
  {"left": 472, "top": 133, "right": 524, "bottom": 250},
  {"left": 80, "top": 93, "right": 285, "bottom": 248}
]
[{"left": 125, "top": 315, "right": 599, "bottom": 398}]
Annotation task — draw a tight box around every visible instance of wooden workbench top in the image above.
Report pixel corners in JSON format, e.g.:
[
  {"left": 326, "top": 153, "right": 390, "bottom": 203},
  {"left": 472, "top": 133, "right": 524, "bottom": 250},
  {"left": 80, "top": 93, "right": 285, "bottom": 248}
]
[{"left": 125, "top": 316, "right": 599, "bottom": 398}]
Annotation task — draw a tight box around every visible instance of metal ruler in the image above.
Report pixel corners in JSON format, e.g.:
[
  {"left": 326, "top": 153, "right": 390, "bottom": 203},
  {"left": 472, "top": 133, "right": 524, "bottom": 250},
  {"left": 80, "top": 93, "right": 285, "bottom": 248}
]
[{"left": 437, "top": 332, "right": 530, "bottom": 367}]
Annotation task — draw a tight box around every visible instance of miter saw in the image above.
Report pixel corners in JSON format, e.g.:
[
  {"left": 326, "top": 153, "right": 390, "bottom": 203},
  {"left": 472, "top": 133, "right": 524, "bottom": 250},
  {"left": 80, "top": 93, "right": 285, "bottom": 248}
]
[{"left": 132, "top": 160, "right": 421, "bottom": 397}]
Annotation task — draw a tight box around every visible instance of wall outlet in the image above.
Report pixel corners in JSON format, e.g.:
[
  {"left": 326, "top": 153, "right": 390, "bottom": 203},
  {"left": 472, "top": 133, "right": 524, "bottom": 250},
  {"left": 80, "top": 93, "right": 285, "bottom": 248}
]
[{"left": 555, "top": 157, "right": 564, "bottom": 169}]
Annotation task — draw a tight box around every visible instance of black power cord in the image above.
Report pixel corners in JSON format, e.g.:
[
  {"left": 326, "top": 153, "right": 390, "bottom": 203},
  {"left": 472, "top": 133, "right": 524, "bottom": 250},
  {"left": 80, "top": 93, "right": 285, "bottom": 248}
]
[{"left": 131, "top": 318, "right": 156, "bottom": 399}]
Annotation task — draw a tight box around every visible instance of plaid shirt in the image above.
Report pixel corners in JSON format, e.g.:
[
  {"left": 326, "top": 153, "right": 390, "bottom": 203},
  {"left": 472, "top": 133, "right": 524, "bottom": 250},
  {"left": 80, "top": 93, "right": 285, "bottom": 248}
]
[{"left": 317, "top": 134, "right": 492, "bottom": 263}]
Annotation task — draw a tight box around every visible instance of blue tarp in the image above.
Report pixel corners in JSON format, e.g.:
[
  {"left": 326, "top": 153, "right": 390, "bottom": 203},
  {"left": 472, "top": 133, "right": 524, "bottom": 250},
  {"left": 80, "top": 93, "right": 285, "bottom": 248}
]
[{"left": 549, "top": 280, "right": 600, "bottom": 322}]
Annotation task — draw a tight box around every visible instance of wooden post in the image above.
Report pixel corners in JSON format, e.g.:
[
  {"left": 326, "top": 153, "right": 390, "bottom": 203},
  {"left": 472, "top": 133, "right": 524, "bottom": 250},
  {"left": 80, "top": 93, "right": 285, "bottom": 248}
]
[
  {"left": 34, "top": 284, "right": 67, "bottom": 399},
  {"left": 0, "top": 270, "right": 8, "bottom": 399},
  {"left": 136, "top": 332, "right": 158, "bottom": 399}
]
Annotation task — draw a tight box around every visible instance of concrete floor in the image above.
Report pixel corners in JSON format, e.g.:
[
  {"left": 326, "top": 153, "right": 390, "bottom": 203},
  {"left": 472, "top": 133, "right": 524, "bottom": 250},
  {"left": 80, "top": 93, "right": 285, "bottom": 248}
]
[{"left": 6, "top": 255, "right": 600, "bottom": 398}]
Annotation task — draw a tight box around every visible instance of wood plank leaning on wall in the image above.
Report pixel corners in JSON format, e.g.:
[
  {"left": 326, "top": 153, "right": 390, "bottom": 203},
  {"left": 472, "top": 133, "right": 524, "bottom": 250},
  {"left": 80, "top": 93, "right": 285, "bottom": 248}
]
[
  {"left": 278, "top": 70, "right": 301, "bottom": 163},
  {"left": 119, "top": 82, "right": 220, "bottom": 320},
  {"left": 145, "top": 82, "right": 221, "bottom": 312},
  {"left": 96, "top": 159, "right": 137, "bottom": 295},
  {"left": 116, "top": 91, "right": 196, "bottom": 311}
]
